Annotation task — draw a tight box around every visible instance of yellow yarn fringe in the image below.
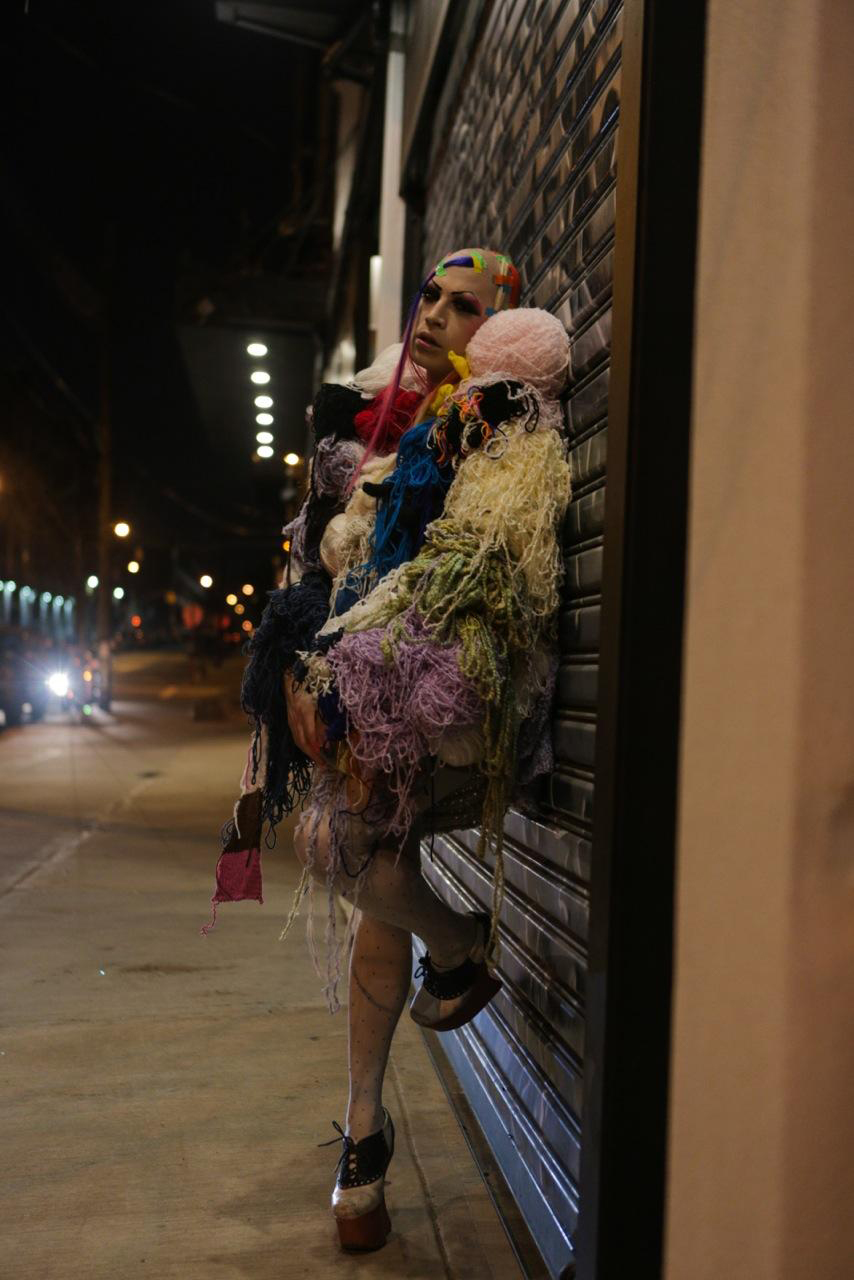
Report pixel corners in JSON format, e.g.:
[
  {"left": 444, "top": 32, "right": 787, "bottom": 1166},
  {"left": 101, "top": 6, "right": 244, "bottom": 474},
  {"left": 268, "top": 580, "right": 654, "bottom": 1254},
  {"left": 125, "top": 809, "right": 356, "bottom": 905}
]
[{"left": 440, "top": 422, "right": 571, "bottom": 620}]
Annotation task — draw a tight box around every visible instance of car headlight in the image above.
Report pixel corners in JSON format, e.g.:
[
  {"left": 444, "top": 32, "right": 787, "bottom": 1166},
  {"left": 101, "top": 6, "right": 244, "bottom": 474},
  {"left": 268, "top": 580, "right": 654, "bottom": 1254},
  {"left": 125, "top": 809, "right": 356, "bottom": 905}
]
[{"left": 47, "top": 672, "right": 69, "bottom": 697}]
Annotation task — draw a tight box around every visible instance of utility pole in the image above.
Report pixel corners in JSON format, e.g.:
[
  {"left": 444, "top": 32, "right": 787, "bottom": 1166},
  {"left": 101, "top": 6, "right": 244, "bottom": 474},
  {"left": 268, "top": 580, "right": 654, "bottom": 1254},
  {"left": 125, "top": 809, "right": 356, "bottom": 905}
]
[{"left": 96, "top": 225, "right": 114, "bottom": 710}]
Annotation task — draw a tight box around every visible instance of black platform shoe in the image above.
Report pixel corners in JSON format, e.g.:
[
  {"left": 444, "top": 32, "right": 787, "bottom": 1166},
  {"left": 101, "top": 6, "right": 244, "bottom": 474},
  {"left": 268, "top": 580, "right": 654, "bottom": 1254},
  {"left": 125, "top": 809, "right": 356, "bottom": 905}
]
[
  {"left": 320, "top": 1109, "right": 395, "bottom": 1251},
  {"left": 409, "top": 911, "right": 502, "bottom": 1032}
]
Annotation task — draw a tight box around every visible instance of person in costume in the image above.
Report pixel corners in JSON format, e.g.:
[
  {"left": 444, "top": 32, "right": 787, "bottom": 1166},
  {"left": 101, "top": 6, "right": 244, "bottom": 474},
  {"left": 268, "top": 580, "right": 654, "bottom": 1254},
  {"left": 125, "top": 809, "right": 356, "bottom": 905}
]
[{"left": 205, "top": 248, "right": 572, "bottom": 1251}]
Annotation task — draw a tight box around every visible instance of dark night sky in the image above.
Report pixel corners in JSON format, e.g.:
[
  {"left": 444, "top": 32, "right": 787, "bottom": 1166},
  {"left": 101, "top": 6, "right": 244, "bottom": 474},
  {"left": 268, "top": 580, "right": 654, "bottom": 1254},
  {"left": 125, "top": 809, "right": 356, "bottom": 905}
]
[{"left": 2, "top": 0, "right": 329, "bottom": 595}]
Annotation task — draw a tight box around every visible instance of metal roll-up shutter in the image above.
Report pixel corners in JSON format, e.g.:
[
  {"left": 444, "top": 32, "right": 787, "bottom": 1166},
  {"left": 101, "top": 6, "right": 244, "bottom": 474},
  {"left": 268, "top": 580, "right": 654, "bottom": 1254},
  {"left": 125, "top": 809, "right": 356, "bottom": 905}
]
[{"left": 412, "top": 3, "right": 624, "bottom": 1276}]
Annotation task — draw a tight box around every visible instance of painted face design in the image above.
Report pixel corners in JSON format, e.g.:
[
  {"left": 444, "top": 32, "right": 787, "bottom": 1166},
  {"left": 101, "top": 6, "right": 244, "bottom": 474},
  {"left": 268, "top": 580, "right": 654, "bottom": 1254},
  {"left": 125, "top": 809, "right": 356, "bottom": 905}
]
[{"left": 409, "top": 249, "right": 520, "bottom": 383}]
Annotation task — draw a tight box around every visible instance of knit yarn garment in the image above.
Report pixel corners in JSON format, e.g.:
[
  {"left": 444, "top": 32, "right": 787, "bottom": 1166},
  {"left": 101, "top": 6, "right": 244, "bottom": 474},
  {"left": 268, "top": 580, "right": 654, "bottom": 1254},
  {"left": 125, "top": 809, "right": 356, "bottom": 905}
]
[{"left": 208, "top": 307, "right": 572, "bottom": 1004}]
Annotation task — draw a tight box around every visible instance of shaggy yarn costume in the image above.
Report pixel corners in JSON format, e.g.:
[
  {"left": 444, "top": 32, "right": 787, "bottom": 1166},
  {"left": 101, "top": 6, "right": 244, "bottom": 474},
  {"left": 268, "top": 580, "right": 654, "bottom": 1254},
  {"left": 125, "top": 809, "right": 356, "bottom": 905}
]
[{"left": 205, "top": 273, "right": 571, "bottom": 1014}]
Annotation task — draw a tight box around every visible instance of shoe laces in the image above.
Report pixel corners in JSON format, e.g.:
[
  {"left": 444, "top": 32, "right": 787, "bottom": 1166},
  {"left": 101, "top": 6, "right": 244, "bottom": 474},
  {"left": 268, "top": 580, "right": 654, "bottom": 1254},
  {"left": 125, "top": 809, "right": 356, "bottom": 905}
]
[{"left": 318, "top": 1120, "right": 358, "bottom": 1179}]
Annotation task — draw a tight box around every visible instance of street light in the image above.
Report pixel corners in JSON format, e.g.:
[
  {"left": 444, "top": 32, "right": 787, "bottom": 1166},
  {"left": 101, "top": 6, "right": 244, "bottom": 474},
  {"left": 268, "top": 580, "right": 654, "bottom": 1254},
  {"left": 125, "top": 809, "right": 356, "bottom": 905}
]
[
  {"left": 86, "top": 575, "right": 99, "bottom": 590},
  {"left": 127, "top": 560, "right": 140, "bottom": 574},
  {"left": 234, "top": 602, "right": 245, "bottom": 615},
  {"left": 241, "top": 583, "right": 254, "bottom": 596},
  {"left": 200, "top": 574, "right": 213, "bottom": 589},
  {"left": 256, "top": 431, "right": 273, "bottom": 445},
  {"left": 246, "top": 342, "right": 268, "bottom": 357},
  {"left": 256, "top": 412, "right": 274, "bottom": 426},
  {"left": 257, "top": 445, "right": 274, "bottom": 458},
  {"left": 113, "top": 587, "right": 125, "bottom": 601},
  {"left": 284, "top": 452, "right": 301, "bottom": 466},
  {"left": 41, "top": 591, "right": 52, "bottom": 604},
  {"left": 226, "top": 593, "right": 238, "bottom": 606},
  {"left": 250, "top": 371, "right": 270, "bottom": 385},
  {"left": 254, "top": 395, "right": 273, "bottom": 409},
  {"left": 241, "top": 620, "right": 253, "bottom": 632},
  {"left": 114, "top": 521, "right": 131, "bottom": 538}
]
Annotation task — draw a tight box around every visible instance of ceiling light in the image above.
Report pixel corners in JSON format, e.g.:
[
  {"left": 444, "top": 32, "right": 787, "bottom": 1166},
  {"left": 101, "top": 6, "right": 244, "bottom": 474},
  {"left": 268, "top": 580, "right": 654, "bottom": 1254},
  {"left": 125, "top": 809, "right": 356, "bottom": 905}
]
[
  {"left": 250, "top": 371, "right": 270, "bottom": 385},
  {"left": 246, "top": 342, "right": 268, "bottom": 357}
]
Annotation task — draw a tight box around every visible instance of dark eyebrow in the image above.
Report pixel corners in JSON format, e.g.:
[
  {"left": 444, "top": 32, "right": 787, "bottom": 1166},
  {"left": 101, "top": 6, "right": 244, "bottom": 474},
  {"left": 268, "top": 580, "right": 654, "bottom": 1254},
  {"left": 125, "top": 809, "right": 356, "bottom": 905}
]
[
  {"left": 424, "top": 281, "right": 482, "bottom": 311},
  {"left": 450, "top": 290, "right": 482, "bottom": 309}
]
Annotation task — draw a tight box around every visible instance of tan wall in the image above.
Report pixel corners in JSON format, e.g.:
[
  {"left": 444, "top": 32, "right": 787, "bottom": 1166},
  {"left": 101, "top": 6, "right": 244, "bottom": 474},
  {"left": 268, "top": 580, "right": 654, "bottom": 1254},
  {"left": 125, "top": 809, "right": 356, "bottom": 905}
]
[{"left": 665, "top": 3, "right": 854, "bottom": 1278}]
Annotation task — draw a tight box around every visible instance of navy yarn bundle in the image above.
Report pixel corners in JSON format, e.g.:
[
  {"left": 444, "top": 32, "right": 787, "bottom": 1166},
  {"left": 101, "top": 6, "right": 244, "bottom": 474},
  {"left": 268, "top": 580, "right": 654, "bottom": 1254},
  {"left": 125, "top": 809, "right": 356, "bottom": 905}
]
[{"left": 240, "top": 569, "right": 333, "bottom": 838}]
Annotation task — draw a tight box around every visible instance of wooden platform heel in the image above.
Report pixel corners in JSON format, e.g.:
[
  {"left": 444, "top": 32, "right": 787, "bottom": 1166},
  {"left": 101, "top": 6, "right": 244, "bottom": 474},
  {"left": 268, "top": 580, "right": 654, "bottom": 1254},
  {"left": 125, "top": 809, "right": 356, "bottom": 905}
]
[{"left": 335, "top": 1195, "right": 392, "bottom": 1251}]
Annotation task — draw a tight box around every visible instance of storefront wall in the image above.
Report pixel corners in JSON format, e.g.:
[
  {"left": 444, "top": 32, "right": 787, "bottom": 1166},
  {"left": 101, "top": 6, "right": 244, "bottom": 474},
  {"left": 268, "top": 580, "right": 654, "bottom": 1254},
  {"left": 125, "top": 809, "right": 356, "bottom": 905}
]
[
  {"left": 665, "top": 3, "right": 854, "bottom": 1278},
  {"left": 403, "top": 3, "right": 624, "bottom": 1275}
]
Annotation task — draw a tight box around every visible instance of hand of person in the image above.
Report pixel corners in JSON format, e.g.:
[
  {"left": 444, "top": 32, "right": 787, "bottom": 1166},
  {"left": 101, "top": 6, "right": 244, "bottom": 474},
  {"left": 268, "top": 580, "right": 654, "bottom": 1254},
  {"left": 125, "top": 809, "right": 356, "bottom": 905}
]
[{"left": 283, "top": 673, "right": 327, "bottom": 766}]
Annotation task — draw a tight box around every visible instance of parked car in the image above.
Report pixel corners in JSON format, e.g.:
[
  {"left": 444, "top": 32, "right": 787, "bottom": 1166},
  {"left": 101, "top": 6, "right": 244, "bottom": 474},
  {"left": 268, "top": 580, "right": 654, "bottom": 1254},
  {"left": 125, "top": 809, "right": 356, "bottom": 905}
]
[
  {"left": 0, "top": 629, "right": 30, "bottom": 726},
  {"left": 0, "top": 630, "right": 56, "bottom": 724},
  {"left": 0, "top": 632, "right": 100, "bottom": 726}
]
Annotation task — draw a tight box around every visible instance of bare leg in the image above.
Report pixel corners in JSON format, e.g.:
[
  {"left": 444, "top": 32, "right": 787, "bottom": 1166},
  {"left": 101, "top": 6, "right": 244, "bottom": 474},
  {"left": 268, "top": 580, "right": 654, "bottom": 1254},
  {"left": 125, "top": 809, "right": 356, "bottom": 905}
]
[
  {"left": 294, "top": 816, "right": 477, "bottom": 969},
  {"left": 346, "top": 911, "right": 412, "bottom": 1141}
]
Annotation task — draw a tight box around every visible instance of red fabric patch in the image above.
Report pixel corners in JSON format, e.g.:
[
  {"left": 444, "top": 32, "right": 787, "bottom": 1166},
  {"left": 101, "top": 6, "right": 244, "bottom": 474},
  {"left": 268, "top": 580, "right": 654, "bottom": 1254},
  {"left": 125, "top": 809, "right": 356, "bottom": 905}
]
[
  {"left": 353, "top": 389, "right": 421, "bottom": 452},
  {"left": 200, "top": 847, "right": 263, "bottom": 936}
]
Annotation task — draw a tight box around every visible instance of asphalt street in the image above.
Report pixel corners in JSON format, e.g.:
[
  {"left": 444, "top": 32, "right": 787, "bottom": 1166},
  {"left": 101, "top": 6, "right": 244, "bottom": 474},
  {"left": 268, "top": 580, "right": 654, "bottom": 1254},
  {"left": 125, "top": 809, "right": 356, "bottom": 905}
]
[{"left": 0, "top": 649, "right": 521, "bottom": 1280}]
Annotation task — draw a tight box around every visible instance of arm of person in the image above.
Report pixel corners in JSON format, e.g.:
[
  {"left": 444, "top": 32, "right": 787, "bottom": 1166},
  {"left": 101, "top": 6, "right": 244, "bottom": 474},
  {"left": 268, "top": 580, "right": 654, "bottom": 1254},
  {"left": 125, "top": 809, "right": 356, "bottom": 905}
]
[{"left": 283, "top": 671, "right": 328, "bottom": 766}]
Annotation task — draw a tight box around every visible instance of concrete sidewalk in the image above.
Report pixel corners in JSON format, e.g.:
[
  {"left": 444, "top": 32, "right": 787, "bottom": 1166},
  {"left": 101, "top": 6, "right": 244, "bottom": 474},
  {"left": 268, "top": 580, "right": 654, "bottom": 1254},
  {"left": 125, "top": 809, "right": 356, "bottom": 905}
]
[{"left": 0, "top": 673, "right": 522, "bottom": 1279}]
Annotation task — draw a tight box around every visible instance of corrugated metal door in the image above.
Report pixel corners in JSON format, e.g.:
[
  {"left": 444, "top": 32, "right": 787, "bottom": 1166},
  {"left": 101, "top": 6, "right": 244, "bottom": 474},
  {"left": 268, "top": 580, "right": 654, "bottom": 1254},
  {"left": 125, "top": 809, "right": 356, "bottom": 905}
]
[{"left": 412, "top": 3, "right": 624, "bottom": 1275}]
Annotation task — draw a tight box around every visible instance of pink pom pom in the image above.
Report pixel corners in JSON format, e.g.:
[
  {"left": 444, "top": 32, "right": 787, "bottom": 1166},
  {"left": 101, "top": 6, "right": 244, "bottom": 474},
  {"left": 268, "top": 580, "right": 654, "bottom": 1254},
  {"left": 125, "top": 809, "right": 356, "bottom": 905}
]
[{"left": 466, "top": 308, "right": 570, "bottom": 398}]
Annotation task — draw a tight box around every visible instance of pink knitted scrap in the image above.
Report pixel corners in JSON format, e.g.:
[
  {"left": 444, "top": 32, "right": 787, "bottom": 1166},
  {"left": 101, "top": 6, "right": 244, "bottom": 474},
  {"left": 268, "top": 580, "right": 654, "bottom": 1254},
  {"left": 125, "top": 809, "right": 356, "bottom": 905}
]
[
  {"left": 200, "top": 783, "right": 264, "bottom": 935},
  {"left": 326, "top": 611, "right": 483, "bottom": 833},
  {"left": 200, "top": 847, "right": 263, "bottom": 936}
]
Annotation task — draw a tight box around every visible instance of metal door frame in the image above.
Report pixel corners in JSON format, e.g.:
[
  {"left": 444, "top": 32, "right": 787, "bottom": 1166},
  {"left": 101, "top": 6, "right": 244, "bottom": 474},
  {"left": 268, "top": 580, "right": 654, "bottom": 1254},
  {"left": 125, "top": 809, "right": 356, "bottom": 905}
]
[{"left": 574, "top": 3, "right": 708, "bottom": 1277}]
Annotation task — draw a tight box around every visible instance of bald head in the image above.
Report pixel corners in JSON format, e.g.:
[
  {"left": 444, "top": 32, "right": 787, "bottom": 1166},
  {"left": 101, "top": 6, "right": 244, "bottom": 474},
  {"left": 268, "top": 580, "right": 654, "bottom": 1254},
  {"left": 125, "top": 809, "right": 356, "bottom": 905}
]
[{"left": 430, "top": 248, "right": 521, "bottom": 315}]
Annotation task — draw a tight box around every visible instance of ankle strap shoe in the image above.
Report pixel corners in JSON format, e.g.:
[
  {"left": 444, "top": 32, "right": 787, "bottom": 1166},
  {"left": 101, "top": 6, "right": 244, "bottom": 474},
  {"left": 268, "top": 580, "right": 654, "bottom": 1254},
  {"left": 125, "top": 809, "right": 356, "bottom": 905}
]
[{"left": 409, "top": 911, "right": 502, "bottom": 1032}]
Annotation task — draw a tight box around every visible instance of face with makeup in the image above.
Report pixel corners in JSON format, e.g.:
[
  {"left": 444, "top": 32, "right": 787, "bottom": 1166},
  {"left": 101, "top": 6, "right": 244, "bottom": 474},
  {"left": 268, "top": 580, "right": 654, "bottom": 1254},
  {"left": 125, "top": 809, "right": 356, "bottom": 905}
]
[{"left": 409, "top": 248, "right": 518, "bottom": 383}]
